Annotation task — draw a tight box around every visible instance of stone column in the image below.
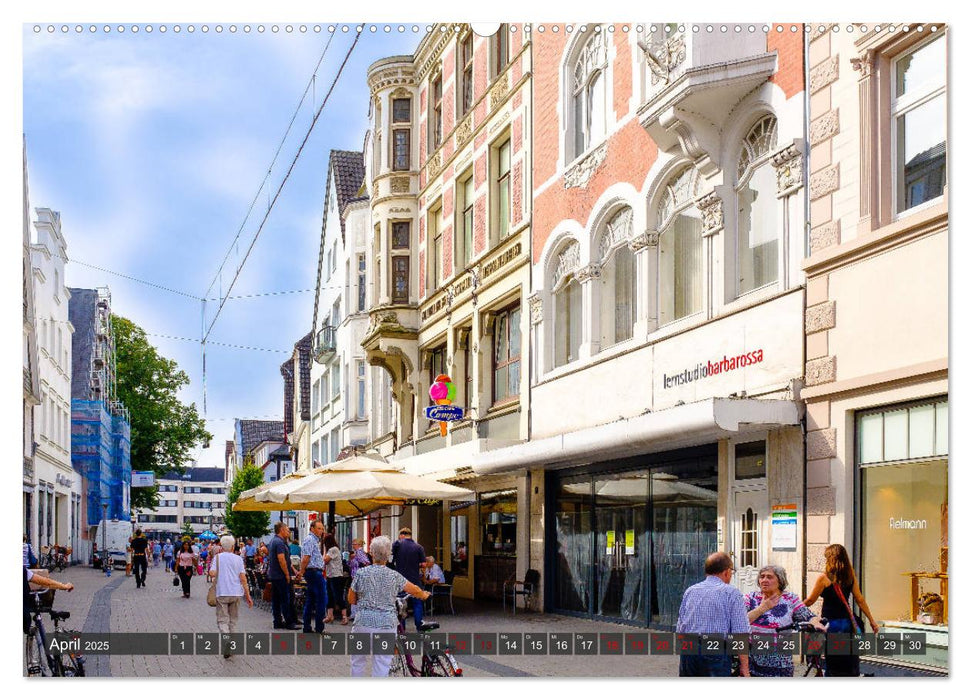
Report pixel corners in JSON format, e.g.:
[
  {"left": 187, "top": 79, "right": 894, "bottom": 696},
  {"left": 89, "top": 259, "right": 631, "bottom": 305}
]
[{"left": 575, "top": 263, "right": 602, "bottom": 359}]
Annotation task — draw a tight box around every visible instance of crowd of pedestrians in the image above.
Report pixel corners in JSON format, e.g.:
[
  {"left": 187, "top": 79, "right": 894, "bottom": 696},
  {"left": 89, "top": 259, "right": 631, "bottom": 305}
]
[{"left": 676, "top": 544, "right": 877, "bottom": 678}]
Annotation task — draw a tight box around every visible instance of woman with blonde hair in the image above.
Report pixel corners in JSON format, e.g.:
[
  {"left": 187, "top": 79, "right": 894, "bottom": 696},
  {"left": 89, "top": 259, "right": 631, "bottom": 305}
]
[{"left": 804, "top": 543, "right": 879, "bottom": 676}]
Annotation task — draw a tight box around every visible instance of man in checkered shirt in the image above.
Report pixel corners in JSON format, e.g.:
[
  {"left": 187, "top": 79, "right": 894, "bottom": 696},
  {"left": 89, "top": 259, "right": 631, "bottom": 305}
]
[{"left": 676, "top": 552, "right": 751, "bottom": 677}]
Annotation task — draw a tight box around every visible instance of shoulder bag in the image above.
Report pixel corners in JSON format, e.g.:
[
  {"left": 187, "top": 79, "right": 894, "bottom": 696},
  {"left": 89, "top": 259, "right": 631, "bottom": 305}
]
[
  {"left": 832, "top": 580, "right": 864, "bottom": 634},
  {"left": 207, "top": 553, "right": 219, "bottom": 607}
]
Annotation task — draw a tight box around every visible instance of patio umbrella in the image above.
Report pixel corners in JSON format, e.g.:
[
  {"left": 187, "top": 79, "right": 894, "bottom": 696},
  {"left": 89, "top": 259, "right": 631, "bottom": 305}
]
[
  {"left": 232, "top": 452, "right": 474, "bottom": 516},
  {"left": 198, "top": 530, "right": 219, "bottom": 541}
]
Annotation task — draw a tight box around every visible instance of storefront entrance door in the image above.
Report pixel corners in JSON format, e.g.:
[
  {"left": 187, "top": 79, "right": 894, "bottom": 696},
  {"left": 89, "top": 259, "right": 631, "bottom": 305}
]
[{"left": 732, "top": 487, "right": 768, "bottom": 594}]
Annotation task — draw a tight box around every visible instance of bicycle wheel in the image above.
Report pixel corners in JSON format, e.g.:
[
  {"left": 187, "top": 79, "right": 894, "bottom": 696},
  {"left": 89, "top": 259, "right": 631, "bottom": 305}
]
[
  {"left": 25, "top": 629, "right": 51, "bottom": 677},
  {"left": 429, "top": 653, "right": 458, "bottom": 677},
  {"left": 388, "top": 651, "right": 409, "bottom": 677},
  {"left": 58, "top": 654, "right": 85, "bottom": 677}
]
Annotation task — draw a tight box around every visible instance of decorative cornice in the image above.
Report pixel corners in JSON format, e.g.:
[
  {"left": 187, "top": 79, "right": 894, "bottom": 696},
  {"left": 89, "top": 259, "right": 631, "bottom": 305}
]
[
  {"left": 695, "top": 191, "right": 724, "bottom": 237},
  {"left": 415, "top": 28, "right": 454, "bottom": 82},
  {"left": 564, "top": 141, "right": 608, "bottom": 189},
  {"left": 368, "top": 64, "right": 416, "bottom": 97}
]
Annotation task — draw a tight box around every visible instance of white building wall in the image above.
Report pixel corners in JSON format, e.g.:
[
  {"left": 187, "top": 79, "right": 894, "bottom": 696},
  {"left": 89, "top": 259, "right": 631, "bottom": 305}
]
[{"left": 30, "top": 208, "right": 83, "bottom": 558}]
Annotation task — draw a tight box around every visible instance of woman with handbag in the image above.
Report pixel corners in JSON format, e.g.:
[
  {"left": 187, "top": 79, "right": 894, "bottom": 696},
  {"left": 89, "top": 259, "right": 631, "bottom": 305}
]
[
  {"left": 175, "top": 540, "right": 198, "bottom": 599},
  {"left": 804, "top": 543, "right": 880, "bottom": 676},
  {"left": 208, "top": 534, "right": 253, "bottom": 658}
]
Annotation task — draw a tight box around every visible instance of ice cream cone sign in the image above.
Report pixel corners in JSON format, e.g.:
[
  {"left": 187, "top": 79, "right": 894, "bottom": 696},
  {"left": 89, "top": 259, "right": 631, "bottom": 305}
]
[{"left": 428, "top": 374, "right": 456, "bottom": 436}]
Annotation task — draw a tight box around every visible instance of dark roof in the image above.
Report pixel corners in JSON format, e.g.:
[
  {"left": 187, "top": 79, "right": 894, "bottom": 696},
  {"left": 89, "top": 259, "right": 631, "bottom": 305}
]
[
  {"left": 238, "top": 420, "right": 285, "bottom": 457},
  {"left": 906, "top": 141, "right": 946, "bottom": 170},
  {"left": 280, "top": 358, "right": 295, "bottom": 435},
  {"left": 160, "top": 467, "right": 226, "bottom": 483},
  {"left": 296, "top": 332, "right": 313, "bottom": 422},
  {"left": 329, "top": 150, "right": 366, "bottom": 235}
]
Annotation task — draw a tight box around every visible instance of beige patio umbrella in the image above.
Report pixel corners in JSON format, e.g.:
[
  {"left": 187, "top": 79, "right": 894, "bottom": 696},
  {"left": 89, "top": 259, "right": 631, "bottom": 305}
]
[{"left": 232, "top": 452, "right": 474, "bottom": 516}]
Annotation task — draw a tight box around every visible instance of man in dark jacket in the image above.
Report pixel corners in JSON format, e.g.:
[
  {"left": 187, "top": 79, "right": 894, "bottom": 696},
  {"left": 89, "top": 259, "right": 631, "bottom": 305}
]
[
  {"left": 267, "top": 522, "right": 300, "bottom": 629},
  {"left": 391, "top": 528, "right": 426, "bottom": 630}
]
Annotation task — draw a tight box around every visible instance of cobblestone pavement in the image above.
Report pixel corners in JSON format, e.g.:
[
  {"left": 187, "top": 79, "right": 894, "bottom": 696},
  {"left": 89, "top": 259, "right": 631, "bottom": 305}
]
[
  {"left": 44, "top": 564, "right": 682, "bottom": 678},
  {"left": 31, "top": 565, "right": 943, "bottom": 679}
]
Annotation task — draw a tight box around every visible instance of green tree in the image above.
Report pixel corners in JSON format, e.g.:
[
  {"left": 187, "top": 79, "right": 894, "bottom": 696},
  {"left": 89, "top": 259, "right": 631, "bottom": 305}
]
[
  {"left": 181, "top": 520, "right": 195, "bottom": 539},
  {"left": 112, "top": 315, "right": 212, "bottom": 510},
  {"left": 224, "top": 461, "right": 270, "bottom": 539}
]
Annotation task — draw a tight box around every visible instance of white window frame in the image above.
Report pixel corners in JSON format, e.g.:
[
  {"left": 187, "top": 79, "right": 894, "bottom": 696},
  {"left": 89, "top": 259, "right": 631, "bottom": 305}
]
[
  {"left": 891, "top": 35, "right": 946, "bottom": 218},
  {"left": 655, "top": 167, "right": 704, "bottom": 328},
  {"left": 567, "top": 27, "right": 609, "bottom": 163},
  {"left": 734, "top": 114, "right": 781, "bottom": 299}
]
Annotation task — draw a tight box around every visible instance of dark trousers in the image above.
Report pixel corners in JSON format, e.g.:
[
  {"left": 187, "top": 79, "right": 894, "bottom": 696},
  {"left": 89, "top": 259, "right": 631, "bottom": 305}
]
[
  {"left": 177, "top": 566, "right": 193, "bottom": 596},
  {"left": 824, "top": 618, "right": 861, "bottom": 676},
  {"left": 411, "top": 596, "right": 424, "bottom": 631},
  {"left": 328, "top": 576, "right": 346, "bottom": 613},
  {"left": 270, "top": 578, "right": 296, "bottom": 626},
  {"left": 302, "top": 569, "right": 327, "bottom": 632},
  {"left": 133, "top": 555, "right": 148, "bottom": 586},
  {"left": 679, "top": 654, "right": 733, "bottom": 677}
]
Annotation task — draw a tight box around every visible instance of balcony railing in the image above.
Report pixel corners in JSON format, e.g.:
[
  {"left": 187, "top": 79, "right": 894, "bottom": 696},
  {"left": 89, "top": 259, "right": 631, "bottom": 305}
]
[{"left": 314, "top": 326, "right": 337, "bottom": 364}]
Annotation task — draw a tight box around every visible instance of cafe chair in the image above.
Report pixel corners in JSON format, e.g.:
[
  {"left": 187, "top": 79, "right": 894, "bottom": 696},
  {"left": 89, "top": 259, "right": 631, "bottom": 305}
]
[
  {"left": 502, "top": 568, "right": 540, "bottom": 615},
  {"left": 428, "top": 570, "right": 455, "bottom": 615}
]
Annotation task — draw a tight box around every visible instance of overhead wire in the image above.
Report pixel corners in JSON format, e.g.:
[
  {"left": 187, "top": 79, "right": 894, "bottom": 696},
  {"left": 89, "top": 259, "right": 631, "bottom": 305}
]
[
  {"left": 202, "top": 30, "right": 362, "bottom": 344},
  {"left": 202, "top": 29, "right": 338, "bottom": 304}
]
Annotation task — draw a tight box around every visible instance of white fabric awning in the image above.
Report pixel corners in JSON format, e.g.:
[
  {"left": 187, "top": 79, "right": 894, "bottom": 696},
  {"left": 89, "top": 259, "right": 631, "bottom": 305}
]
[{"left": 471, "top": 397, "right": 800, "bottom": 476}]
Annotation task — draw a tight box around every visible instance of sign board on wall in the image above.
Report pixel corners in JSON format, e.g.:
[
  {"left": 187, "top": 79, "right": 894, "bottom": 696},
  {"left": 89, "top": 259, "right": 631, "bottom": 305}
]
[
  {"left": 771, "top": 503, "right": 798, "bottom": 551},
  {"left": 131, "top": 471, "right": 155, "bottom": 488}
]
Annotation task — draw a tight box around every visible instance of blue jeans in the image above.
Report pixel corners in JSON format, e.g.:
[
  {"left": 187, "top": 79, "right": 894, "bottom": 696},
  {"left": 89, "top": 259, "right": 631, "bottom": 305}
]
[
  {"left": 270, "top": 578, "right": 296, "bottom": 626},
  {"left": 411, "top": 596, "right": 424, "bottom": 631},
  {"left": 824, "top": 618, "right": 860, "bottom": 676},
  {"left": 302, "top": 569, "right": 328, "bottom": 633},
  {"left": 679, "top": 654, "right": 732, "bottom": 677}
]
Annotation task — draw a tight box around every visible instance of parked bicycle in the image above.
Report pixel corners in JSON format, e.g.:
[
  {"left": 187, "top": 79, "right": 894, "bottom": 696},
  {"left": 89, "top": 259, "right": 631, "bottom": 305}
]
[
  {"left": 388, "top": 594, "right": 461, "bottom": 677},
  {"left": 39, "top": 545, "right": 68, "bottom": 572},
  {"left": 25, "top": 589, "right": 85, "bottom": 677}
]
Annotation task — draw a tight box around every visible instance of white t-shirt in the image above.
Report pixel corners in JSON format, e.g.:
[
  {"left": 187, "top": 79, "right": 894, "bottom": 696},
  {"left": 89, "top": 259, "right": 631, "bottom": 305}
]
[{"left": 210, "top": 551, "right": 246, "bottom": 597}]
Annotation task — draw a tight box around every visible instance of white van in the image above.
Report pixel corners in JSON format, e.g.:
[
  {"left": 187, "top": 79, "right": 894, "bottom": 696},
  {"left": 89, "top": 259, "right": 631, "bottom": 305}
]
[{"left": 94, "top": 519, "right": 133, "bottom": 568}]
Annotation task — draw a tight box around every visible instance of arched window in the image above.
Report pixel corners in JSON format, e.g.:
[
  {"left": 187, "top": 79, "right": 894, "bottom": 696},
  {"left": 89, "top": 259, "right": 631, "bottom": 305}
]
[
  {"left": 571, "top": 29, "right": 608, "bottom": 160},
  {"left": 597, "top": 207, "right": 636, "bottom": 347},
  {"left": 657, "top": 167, "right": 703, "bottom": 325},
  {"left": 551, "top": 241, "right": 582, "bottom": 368},
  {"left": 736, "top": 115, "right": 779, "bottom": 295}
]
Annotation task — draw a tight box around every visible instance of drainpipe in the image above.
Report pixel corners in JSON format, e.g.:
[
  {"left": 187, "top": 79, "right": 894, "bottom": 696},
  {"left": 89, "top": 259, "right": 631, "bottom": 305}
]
[{"left": 801, "top": 23, "right": 811, "bottom": 600}]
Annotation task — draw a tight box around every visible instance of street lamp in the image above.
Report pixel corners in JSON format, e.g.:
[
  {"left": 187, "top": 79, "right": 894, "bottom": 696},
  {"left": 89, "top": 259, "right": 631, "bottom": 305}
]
[{"left": 101, "top": 500, "right": 109, "bottom": 576}]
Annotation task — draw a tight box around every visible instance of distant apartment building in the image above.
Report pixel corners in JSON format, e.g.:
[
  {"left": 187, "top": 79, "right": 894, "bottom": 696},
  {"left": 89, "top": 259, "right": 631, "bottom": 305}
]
[
  {"left": 140, "top": 467, "right": 227, "bottom": 539},
  {"left": 362, "top": 23, "right": 532, "bottom": 598},
  {"left": 69, "top": 286, "right": 131, "bottom": 564},
  {"left": 30, "top": 208, "right": 83, "bottom": 559},
  {"left": 802, "top": 23, "right": 948, "bottom": 669}
]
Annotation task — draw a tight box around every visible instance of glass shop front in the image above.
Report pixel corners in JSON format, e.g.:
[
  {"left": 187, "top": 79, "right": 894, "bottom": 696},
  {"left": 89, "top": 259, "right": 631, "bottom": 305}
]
[{"left": 548, "top": 445, "right": 718, "bottom": 628}]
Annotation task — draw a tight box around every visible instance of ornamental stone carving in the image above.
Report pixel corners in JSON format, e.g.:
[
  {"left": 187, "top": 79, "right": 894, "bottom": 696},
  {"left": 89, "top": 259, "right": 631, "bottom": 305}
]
[
  {"left": 528, "top": 294, "right": 543, "bottom": 326},
  {"left": 575, "top": 263, "right": 602, "bottom": 283},
  {"left": 849, "top": 50, "right": 874, "bottom": 79},
  {"left": 426, "top": 151, "right": 442, "bottom": 180},
  {"left": 598, "top": 207, "right": 634, "bottom": 259},
  {"left": 455, "top": 114, "right": 473, "bottom": 148},
  {"left": 810, "top": 164, "right": 839, "bottom": 201},
  {"left": 391, "top": 176, "right": 411, "bottom": 194},
  {"left": 809, "top": 55, "right": 839, "bottom": 95},
  {"left": 564, "top": 142, "right": 608, "bottom": 189},
  {"left": 638, "top": 30, "right": 686, "bottom": 86},
  {"left": 695, "top": 191, "right": 724, "bottom": 237},
  {"left": 489, "top": 72, "right": 510, "bottom": 110},
  {"left": 809, "top": 109, "right": 840, "bottom": 147},
  {"left": 552, "top": 242, "right": 580, "bottom": 288},
  {"left": 630, "top": 230, "right": 660, "bottom": 250},
  {"left": 772, "top": 144, "right": 804, "bottom": 198}
]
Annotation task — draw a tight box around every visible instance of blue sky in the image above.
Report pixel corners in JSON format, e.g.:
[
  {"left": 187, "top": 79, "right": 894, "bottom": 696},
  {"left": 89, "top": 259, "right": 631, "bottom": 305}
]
[{"left": 23, "top": 24, "right": 418, "bottom": 470}]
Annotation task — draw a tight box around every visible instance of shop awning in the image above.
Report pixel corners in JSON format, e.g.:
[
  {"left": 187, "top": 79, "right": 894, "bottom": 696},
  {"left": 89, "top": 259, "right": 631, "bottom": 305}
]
[{"left": 471, "top": 397, "right": 801, "bottom": 476}]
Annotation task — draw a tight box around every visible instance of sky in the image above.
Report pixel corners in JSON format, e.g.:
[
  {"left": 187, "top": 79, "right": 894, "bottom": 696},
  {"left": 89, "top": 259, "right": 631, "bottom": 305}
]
[{"left": 23, "top": 23, "right": 418, "bottom": 471}]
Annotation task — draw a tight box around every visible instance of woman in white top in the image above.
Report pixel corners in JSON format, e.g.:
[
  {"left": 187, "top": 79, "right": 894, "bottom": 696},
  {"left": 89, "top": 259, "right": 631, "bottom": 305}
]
[{"left": 208, "top": 534, "right": 253, "bottom": 658}]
